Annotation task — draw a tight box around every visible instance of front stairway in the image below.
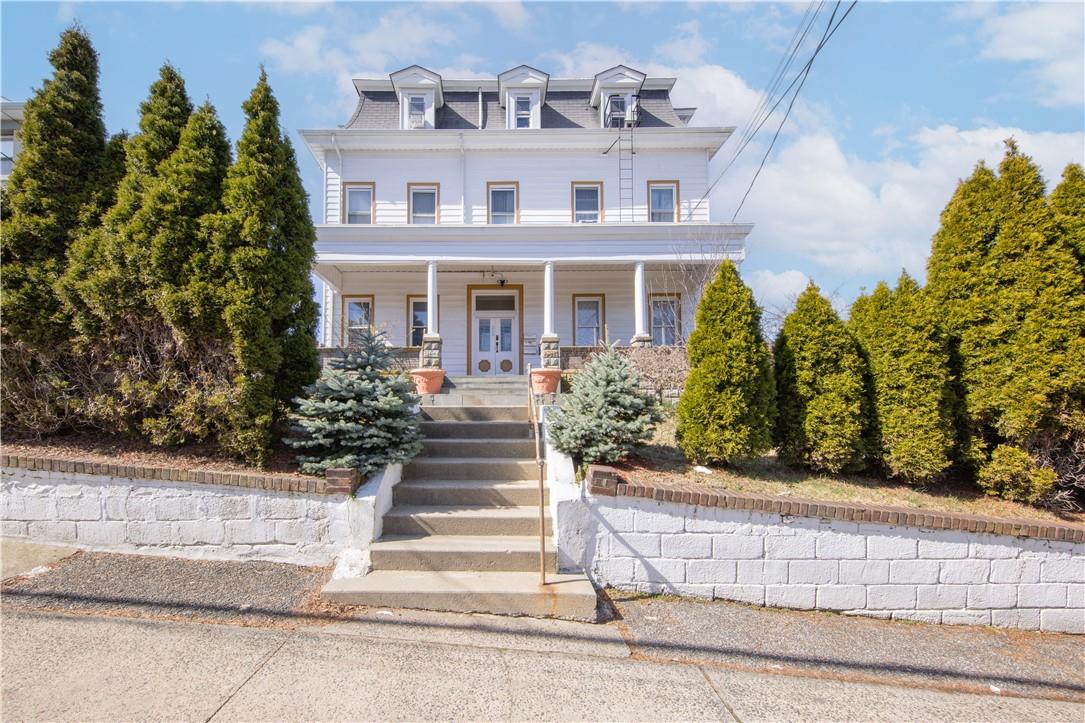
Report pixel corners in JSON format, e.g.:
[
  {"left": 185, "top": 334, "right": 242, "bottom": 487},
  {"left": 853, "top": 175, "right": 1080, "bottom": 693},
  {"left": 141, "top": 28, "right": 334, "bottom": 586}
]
[{"left": 322, "top": 377, "right": 598, "bottom": 620}]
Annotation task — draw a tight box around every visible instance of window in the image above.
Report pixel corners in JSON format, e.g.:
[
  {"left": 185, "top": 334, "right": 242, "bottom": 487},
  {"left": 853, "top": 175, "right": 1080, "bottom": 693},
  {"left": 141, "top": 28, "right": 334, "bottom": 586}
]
[
  {"left": 343, "top": 296, "right": 374, "bottom": 347},
  {"left": 606, "top": 95, "right": 626, "bottom": 128},
  {"left": 572, "top": 183, "right": 602, "bottom": 223},
  {"left": 488, "top": 183, "right": 518, "bottom": 224},
  {"left": 408, "top": 184, "right": 438, "bottom": 224},
  {"left": 573, "top": 295, "right": 605, "bottom": 346},
  {"left": 514, "top": 96, "right": 532, "bottom": 129},
  {"left": 651, "top": 294, "right": 681, "bottom": 346},
  {"left": 343, "top": 183, "right": 374, "bottom": 224},
  {"left": 648, "top": 181, "right": 678, "bottom": 223},
  {"left": 407, "top": 95, "right": 426, "bottom": 128},
  {"left": 407, "top": 296, "right": 432, "bottom": 347},
  {"left": 0, "top": 135, "right": 13, "bottom": 176}
]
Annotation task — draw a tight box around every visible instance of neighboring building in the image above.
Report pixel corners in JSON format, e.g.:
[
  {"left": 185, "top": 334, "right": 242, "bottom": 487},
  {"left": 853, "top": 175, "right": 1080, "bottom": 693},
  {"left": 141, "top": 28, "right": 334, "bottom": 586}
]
[
  {"left": 299, "top": 64, "right": 751, "bottom": 378},
  {"left": 1, "top": 99, "right": 25, "bottom": 188}
]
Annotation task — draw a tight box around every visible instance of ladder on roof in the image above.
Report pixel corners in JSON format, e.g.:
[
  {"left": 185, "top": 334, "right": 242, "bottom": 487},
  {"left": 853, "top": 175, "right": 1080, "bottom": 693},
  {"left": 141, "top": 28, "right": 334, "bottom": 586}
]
[{"left": 603, "top": 95, "right": 639, "bottom": 223}]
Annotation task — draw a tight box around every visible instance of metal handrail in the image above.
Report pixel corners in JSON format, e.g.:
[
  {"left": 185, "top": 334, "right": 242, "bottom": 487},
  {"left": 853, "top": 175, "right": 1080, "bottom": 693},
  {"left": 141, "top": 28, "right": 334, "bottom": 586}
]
[{"left": 526, "top": 364, "right": 547, "bottom": 586}]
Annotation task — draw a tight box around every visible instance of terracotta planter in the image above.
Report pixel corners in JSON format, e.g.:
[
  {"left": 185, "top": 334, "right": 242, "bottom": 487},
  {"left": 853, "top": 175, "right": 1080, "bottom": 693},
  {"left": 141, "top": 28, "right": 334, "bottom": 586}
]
[
  {"left": 530, "top": 368, "right": 562, "bottom": 394},
  {"left": 410, "top": 368, "right": 445, "bottom": 395}
]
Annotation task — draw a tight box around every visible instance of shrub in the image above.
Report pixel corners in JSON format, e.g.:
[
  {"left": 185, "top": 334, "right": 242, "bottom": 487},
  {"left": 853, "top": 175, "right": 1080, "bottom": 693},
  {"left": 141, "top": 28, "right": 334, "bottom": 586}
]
[
  {"left": 547, "top": 344, "right": 662, "bottom": 464},
  {"left": 848, "top": 274, "right": 955, "bottom": 483},
  {"left": 773, "top": 283, "right": 869, "bottom": 473},
  {"left": 284, "top": 330, "right": 421, "bottom": 477},
  {"left": 676, "top": 261, "right": 774, "bottom": 464},
  {"left": 978, "top": 445, "right": 1057, "bottom": 504}
]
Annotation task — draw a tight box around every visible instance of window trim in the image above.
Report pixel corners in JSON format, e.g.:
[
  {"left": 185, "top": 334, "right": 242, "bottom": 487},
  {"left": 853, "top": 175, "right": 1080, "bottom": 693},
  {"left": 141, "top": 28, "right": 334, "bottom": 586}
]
[
  {"left": 406, "top": 294, "right": 439, "bottom": 348},
  {"left": 341, "top": 294, "right": 375, "bottom": 346},
  {"left": 486, "top": 181, "right": 520, "bottom": 225},
  {"left": 649, "top": 292, "right": 682, "bottom": 346},
  {"left": 407, "top": 182, "right": 440, "bottom": 225},
  {"left": 341, "top": 182, "right": 376, "bottom": 225},
  {"left": 572, "top": 293, "right": 606, "bottom": 347},
  {"left": 570, "top": 181, "right": 604, "bottom": 224},
  {"left": 647, "top": 180, "right": 681, "bottom": 223}
]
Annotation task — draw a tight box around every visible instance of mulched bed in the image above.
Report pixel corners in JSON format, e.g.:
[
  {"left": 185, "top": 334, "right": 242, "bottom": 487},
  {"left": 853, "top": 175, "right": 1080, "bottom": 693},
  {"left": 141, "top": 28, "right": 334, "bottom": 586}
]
[{"left": 3, "top": 432, "right": 311, "bottom": 478}]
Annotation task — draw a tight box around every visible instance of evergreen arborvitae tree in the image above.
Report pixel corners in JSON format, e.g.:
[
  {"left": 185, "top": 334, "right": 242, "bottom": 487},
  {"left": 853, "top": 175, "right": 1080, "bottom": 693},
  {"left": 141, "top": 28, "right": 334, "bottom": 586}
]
[
  {"left": 1050, "top": 163, "right": 1085, "bottom": 263},
  {"left": 548, "top": 344, "right": 663, "bottom": 465},
  {"left": 61, "top": 63, "right": 193, "bottom": 338},
  {"left": 209, "top": 69, "right": 319, "bottom": 463},
  {"left": 849, "top": 273, "right": 955, "bottom": 483},
  {"left": 773, "top": 283, "right": 869, "bottom": 473},
  {"left": 284, "top": 330, "right": 421, "bottom": 476},
  {"left": 676, "top": 261, "right": 774, "bottom": 464},
  {"left": 1, "top": 26, "right": 107, "bottom": 348}
]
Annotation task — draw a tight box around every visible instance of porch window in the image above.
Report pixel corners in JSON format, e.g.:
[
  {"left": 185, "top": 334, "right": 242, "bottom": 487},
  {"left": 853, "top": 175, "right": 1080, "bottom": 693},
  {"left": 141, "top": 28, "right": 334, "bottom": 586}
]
[
  {"left": 651, "top": 294, "right": 681, "bottom": 346},
  {"left": 514, "top": 96, "right": 532, "bottom": 129},
  {"left": 648, "top": 182, "right": 678, "bottom": 223},
  {"left": 409, "top": 184, "right": 438, "bottom": 224},
  {"left": 573, "top": 295, "right": 604, "bottom": 346},
  {"left": 488, "top": 183, "right": 518, "bottom": 224},
  {"left": 343, "top": 183, "right": 374, "bottom": 224},
  {"left": 407, "top": 295, "right": 432, "bottom": 347},
  {"left": 343, "top": 296, "right": 374, "bottom": 347},
  {"left": 572, "top": 183, "right": 602, "bottom": 223}
]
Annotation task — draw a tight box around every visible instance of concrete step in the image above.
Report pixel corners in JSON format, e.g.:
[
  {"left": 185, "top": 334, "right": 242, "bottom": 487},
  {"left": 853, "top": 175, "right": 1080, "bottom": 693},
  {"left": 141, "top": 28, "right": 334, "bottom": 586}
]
[
  {"left": 420, "top": 406, "right": 528, "bottom": 422},
  {"left": 420, "top": 438, "right": 537, "bottom": 459},
  {"left": 394, "top": 479, "right": 547, "bottom": 506},
  {"left": 382, "top": 505, "right": 550, "bottom": 536},
  {"left": 403, "top": 457, "right": 537, "bottom": 481},
  {"left": 445, "top": 375, "right": 528, "bottom": 386},
  {"left": 321, "top": 570, "right": 598, "bottom": 620},
  {"left": 419, "top": 420, "right": 532, "bottom": 439},
  {"left": 370, "top": 534, "right": 557, "bottom": 572},
  {"left": 421, "top": 393, "right": 527, "bottom": 407}
]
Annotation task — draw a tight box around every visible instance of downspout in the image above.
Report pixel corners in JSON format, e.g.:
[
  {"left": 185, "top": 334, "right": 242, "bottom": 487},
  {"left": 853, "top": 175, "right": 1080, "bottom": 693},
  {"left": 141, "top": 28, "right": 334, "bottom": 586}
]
[
  {"left": 477, "top": 86, "right": 483, "bottom": 129},
  {"left": 459, "top": 132, "right": 468, "bottom": 224}
]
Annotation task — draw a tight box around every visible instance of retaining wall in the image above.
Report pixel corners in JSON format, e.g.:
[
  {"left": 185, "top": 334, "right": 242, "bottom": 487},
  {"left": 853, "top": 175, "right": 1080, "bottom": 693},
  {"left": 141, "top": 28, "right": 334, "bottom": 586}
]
[
  {"left": 1, "top": 457, "right": 401, "bottom": 566},
  {"left": 551, "top": 465, "right": 1085, "bottom": 634}
]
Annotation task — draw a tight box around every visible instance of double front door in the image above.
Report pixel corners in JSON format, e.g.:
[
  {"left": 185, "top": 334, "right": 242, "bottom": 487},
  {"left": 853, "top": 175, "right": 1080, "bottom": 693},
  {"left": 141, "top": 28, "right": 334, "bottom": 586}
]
[{"left": 472, "top": 290, "right": 519, "bottom": 375}]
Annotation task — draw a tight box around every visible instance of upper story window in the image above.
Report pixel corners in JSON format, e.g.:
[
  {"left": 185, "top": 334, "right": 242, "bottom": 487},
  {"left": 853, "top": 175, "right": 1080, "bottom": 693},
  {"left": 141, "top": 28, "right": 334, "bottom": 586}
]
[
  {"left": 514, "top": 96, "right": 532, "bottom": 129},
  {"left": 651, "top": 294, "right": 681, "bottom": 346},
  {"left": 488, "top": 182, "right": 519, "bottom": 224},
  {"left": 408, "top": 184, "right": 438, "bottom": 224},
  {"left": 407, "top": 95, "right": 426, "bottom": 129},
  {"left": 343, "top": 182, "right": 374, "bottom": 225},
  {"left": 648, "top": 181, "right": 678, "bottom": 223},
  {"left": 572, "top": 182, "right": 602, "bottom": 223}
]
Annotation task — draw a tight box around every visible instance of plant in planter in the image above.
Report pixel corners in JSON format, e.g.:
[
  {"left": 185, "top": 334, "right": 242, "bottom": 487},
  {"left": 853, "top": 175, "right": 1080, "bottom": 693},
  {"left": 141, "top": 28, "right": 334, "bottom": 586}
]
[
  {"left": 547, "top": 344, "right": 662, "bottom": 465},
  {"left": 284, "top": 329, "right": 422, "bottom": 477}
]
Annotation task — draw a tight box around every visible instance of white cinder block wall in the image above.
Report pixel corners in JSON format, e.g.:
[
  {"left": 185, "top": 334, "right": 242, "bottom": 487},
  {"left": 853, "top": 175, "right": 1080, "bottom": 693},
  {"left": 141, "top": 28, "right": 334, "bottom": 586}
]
[{"left": 566, "top": 495, "right": 1084, "bottom": 634}]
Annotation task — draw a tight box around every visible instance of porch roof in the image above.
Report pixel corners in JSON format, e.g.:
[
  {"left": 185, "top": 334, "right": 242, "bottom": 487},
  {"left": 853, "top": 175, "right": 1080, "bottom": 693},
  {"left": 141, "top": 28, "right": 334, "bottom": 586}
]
[{"left": 313, "top": 222, "right": 750, "bottom": 268}]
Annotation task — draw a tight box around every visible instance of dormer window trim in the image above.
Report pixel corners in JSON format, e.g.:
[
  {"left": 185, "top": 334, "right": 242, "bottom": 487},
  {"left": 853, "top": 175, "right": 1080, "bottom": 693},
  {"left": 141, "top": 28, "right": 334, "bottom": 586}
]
[{"left": 506, "top": 91, "right": 540, "bottom": 129}]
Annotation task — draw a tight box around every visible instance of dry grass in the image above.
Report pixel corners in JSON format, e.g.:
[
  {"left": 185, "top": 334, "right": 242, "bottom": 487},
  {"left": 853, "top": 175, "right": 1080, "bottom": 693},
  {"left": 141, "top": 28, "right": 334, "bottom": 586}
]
[{"left": 623, "top": 414, "right": 1084, "bottom": 524}]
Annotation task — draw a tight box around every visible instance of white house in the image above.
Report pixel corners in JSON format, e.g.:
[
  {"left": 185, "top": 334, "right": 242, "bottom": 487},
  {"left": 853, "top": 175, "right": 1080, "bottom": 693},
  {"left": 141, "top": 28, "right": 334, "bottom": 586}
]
[
  {"left": 300, "top": 64, "right": 751, "bottom": 386},
  {"left": 1, "top": 98, "right": 25, "bottom": 188}
]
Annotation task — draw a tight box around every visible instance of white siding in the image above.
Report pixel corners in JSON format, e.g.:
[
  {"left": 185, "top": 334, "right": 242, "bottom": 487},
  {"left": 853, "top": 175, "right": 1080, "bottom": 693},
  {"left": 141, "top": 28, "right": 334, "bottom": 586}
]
[{"left": 325, "top": 148, "right": 710, "bottom": 225}]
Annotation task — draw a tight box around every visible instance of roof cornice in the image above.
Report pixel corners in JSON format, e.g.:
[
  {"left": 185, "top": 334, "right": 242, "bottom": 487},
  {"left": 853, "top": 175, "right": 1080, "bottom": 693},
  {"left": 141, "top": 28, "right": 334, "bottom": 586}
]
[{"left": 353, "top": 78, "right": 676, "bottom": 93}]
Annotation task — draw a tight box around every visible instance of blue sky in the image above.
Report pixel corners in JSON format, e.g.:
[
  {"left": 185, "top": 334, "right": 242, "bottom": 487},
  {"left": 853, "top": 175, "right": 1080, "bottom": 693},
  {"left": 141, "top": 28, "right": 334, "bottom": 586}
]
[{"left": 3, "top": 1, "right": 1083, "bottom": 316}]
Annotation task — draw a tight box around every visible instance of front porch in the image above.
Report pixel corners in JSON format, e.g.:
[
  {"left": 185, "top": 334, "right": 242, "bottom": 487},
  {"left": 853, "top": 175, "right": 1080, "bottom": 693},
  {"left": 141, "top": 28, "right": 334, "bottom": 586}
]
[{"left": 315, "top": 261, "right": 707, "bottom": 377}]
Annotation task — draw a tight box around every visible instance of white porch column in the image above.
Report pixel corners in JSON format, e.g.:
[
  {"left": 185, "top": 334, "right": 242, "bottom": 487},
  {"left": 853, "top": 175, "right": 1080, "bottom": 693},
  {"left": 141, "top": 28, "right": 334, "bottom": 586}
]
[
  {"left": 426, "top": 260, "right": 439, "bottom": 335},
  {"left": 631, "top": 261, "right": 651, "bottom": 347},
  {"left": 420, "top": 260, "right": 442, "bottom": 370},
  {"left": 540, "top": 261, "right": 560, "bottom": 369}
]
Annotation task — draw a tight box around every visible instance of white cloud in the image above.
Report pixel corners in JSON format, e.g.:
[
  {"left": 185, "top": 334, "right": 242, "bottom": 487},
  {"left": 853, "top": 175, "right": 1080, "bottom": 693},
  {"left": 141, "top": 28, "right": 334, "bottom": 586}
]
[
  {"left": 654, "top": 20, "right": 709, "bottom": 66},
  {"left": 487, "top": 1, "right": 530, "bottom": 31},
  {"left": 971, "top": 4, "right": 1084, "bottom": 107},
  {"left": 56, "top": 2, "right": 77, "bottom": 22},
  {"left": 744, "top": 268, "right": 809, "bottom": 317},
  {"left": 260, "top": 25, "right": 343, "bottom": 75}
]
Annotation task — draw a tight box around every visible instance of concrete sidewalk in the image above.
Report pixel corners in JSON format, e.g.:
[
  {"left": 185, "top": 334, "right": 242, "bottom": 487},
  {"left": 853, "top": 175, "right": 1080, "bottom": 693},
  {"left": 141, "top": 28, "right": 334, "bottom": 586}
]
[{"left": 2, "top": 542, "right": 1083, "bottom": 721}]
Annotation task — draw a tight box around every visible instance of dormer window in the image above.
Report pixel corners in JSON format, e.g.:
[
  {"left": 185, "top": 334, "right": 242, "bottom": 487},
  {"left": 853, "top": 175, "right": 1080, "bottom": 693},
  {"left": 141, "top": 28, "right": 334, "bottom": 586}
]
[
  {"left": 606, "top": 95, "right": 626, "bottom": 128},
  {"left": 407, "top": 96, "right": 426, "bottom": 129},
  {"left": 514, "top": 96, "right": 532, "bottom": 129}
]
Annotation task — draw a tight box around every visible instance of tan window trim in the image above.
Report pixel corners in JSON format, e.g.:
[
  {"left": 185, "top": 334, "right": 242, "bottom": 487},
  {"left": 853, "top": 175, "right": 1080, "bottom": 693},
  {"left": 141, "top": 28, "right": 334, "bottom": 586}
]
[
  {"left": 486, "top": 181, "right": 520, "bottom": 224},
  {"left": 649, "top": 292, "right": 682, "bottom": 345},
  {"left": 341, "top": 182, "right": 376, "bottom": 225},
  {"left": 570, "top": 181, "right": 604, "bottom": 223},
  {"left": 405, "top": 294, "right": 439, "bottom": 348},
  {"left": 407, "top": 182, "right": 440, "bottom": 224},
  {"left": 647, "top": 180, "right": 681, "bottom": 223},
  {"left": 572, "top": 293, "right": 606, "bottom": 346},
  {"left": 342, "top": 294, "right": 375, "bottom": 346}
]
